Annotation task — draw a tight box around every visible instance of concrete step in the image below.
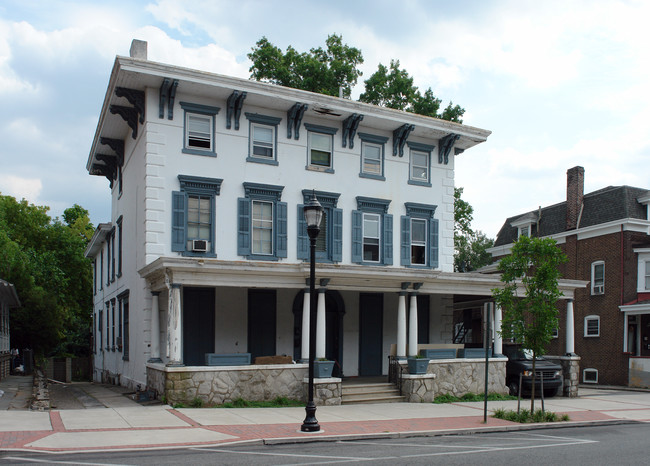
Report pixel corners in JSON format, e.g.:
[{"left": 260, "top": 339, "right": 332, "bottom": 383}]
[
  {"left": 341, "top": 395, "right": 405, "bottom": 404},
  {"left": 342, "top": 383, "right": 396, "bottom": 395},
  {"left": 341, "top": 382, "right": 404, "bottom": 404}
]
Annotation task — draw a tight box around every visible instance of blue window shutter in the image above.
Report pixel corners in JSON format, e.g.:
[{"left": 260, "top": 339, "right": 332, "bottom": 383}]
[
  {"left": 400, "top": 216, "right": 410, "bottom": 266},
  {"left": 277, "top": 201, "right": 287, "bottom": 258},
  {"left": 171, "top": 191, "right": 186, "bottom": 252},
  {"left": 430, "top": 218, "right": 439, "bottom": 268},
  {"left": 351, "top": 210, "right": 362, "bottom": 263},
  {"left": 332, "top": 208, "right": 343, "bottom": 262},
  {"left": 383, "top": 214, "right": 393, "bottom": 265},
  {"left": 237, "top": 197, "right": 251, "bottom": 256},
  {"left": 297, "top": 205, "right": 308, "bottom": 260}
]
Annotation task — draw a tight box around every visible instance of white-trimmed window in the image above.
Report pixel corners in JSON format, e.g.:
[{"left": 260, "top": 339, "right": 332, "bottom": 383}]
[
  {"left": 583, "top": 368, "right": 598, "bottom": 383},
  {"left": 411, "top": 218, "right": 427, "bottom": 265},
  {"left": 591, "top": 261, "right": 605, "bottom": 295},
  {"left": 645, "top": 261, "right": 650, "bottom": 290},
  {"left": 252, "top": 200, "right": 274, "bottom": 256},
  {"left": 584, "top": 315, "right": 600, "bottom": 337},
  {"left": 305, "top": 123, "right": 337, "bottom": 172},
  {"left": 181, "top": 102, "right": 220, "bottom": 156},
  {"left": 363, "top": 213, "right": 381, "bottom": 263},
  {"left": 407, "top": 141, "right": 434, "bottom": 187},
  {"left": 551, "top": 327, "right": 559, "bottom": 339},
  {"left": 358, "top": 132, "right": 388, "bottom": 180},
  {"left": 518, "top": 225, "right": 531, "bottom": 238},
  {"left": 245, "top": 113, "right": 281, "bottom": 165}
]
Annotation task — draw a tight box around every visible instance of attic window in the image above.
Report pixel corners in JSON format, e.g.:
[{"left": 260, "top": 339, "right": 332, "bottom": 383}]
[{"left": 518, "top": 225, "right": 531, "bottom": 238}]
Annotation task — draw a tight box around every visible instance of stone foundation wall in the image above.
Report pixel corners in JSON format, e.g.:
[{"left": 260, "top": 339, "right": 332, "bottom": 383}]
[
  {"left": 546, "top": 355, "right": 580, "bottom": 397},
  {"left": 401, "top": 358, "right": 507, "bottom": 400},
  {"left": 630, "top": 357, "right": 650, "bottom": 389},
  {"left": 147, "top": 363, "right": 308, "bottom": 405},
  {"left": 302, "top": 378, "right": 342, "bottom": 406}
]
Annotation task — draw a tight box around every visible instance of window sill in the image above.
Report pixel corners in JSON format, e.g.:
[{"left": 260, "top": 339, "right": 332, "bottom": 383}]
[
  {"left": 182, "top": 148, "right": 217, "bottom": 157},
  {"left": 247, "top": 254, "right": 280, "bottom": 261},
  {"left": 306, "top": 165, "right": 334, "bottom": 174},
  {"left": 408, "top": 179, "right": 432, "bottom": 187},
  {"left": 359, "top": 172, "right": 385, "bottom": 181},
  {"left": 247, "top": 156, "right": 279, "bottom": 166},
  {"left": 181, "top": 251, "right": 217, "bottom": 258}
]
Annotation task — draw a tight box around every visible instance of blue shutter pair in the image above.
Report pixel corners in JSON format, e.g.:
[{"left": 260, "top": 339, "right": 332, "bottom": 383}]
[
  {"left": 400, "top": 216, "right": 439, "bottom": 268},
  {"left": 238, "top": 198, "right": 287, "bottom": 258},
  {"left": 297, "top": 206, "right": 342, "bottom": 262},
  {"left": 172, "top": 191, "right": 186, "bottom": 252},
  {"left": 352, "top": 211, "right": 393, "bottom": 265}
]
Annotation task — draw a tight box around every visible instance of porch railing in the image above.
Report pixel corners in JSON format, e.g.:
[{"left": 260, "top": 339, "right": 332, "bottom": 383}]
[{"left": 388, "top": 355, "right": 403, "bottom": 394}]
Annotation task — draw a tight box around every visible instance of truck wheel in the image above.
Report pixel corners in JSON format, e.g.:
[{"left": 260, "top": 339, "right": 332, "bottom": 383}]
[{"left": 544, "top": 388, "right": 558, "bottom": 398}]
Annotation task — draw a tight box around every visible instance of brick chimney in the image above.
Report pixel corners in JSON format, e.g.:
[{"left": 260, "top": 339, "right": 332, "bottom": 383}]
[{"left": 566, "top": 166, "right": 584, "bottom": 230}]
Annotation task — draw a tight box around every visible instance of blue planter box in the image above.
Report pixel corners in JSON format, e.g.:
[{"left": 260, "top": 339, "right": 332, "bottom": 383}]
[
  {"left": 204, "top": 353, "right": 251, "bottom": 366},
  {"left": 458, "top": 348, "right": 492, "bottom": 358},
  {"left": 420, "top": 349, "right": 457, "bottom": 359},
  {"left": 407, "top": 357, "right": 430, "bottom": 374},
  {"left": 314, "top": 360, "right": 334, "bottom": 378}
]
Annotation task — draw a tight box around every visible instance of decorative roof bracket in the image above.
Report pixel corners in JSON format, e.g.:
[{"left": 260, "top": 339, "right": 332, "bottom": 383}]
[
  {"left": 287, "top": 103, "right": 308, "bottom": 139},
  {"left": 95, "top": 154, "right": 117, "bottom": 184},
  {"left": 342, "top": 113, "right": 364, "bottom": 148},
  {"left": 100, "top": 137, "right": 124, "bottom": 166},
  {"left": 115, "top": 87, "right": 145, "bottom": 124},
  {"left": 110, "top": 105, "right": 139, "bottom": 139},
  {"left": 167, "top": 79, "right": 179, "bottom": 120},
  {"left": 439, "top": 133, "right": 460, "bottom": 164},
  {"left": 91, "top": 162, "right": 115, "bottom": 187},
  {"left": 392, "top": 123, "right": 415, "bottom": 157},
  {"left": 159, "top": 78, "right": 170, "bottom": 119}
]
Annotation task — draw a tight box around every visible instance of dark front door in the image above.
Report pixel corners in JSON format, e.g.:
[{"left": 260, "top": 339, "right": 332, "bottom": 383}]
[
  {"left": 359, "top": 293, "right": 383, "bottom": 376},
  {"left": 182, "top": 287, "right": 215, "bottom": 366},
  {"left": 417, "top": 295, "right": 430, "bottom": 345},
  {"left": 248, "top": 289, "right": 277, "bottom": 361},
  {"left": 641, "top": 314, "right": 650, "bottom": 357}
]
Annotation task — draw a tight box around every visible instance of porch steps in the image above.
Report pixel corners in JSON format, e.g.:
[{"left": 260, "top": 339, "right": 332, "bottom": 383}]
[{"left": 341, "top": 382, "right": 405, "bottom": 404}]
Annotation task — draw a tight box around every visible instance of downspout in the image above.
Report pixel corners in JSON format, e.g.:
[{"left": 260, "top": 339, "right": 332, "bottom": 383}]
[{"left": 620, "top": 225, "right": 625, "bottom": 306}]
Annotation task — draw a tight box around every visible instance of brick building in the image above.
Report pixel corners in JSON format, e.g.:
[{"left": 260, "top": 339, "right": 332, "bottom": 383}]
[{"left": 489, "top": 166, "right": 650, "bottom": 387}]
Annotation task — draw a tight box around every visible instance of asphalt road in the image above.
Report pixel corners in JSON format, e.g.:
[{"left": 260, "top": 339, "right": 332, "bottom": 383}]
[{"left": 1, "top": 422, "right": 648, "bottom": 465}]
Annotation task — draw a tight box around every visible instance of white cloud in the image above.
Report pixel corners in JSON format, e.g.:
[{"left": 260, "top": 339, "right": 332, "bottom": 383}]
[{"left": 0, "top": 175, "right": 42, "bottom": 203}]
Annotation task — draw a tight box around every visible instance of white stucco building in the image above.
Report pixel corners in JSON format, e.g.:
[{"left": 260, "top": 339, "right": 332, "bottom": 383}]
[{"left": 85, "top": 41, "right": 585, "bottom": 404}]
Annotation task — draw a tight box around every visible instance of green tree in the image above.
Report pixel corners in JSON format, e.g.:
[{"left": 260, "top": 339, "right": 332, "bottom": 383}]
[
  {"left": 454, "top": 187, "right": 494, "bottom": 272},
  {"left": 491, "top": 236, "right": 568, "bottom": 411},
  {"left": 0, "top": 194, "right": 93, "bottom": 357},
  {"left": 360, "top": 60, "right": 465, "bottom": 122},
  {"left": 248, "top": 34, "right": 364, "bottom": 98}
]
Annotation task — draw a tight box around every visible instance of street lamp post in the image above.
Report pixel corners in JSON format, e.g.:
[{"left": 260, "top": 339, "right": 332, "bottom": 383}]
[{"left": 301, "top": 191, "right": 323, "bottom": 433}]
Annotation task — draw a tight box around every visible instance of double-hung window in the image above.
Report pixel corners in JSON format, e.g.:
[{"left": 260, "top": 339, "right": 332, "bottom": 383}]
[
  {"left": 584, "top": 315, "right": 600, "bottom": 337},
  {"left": 645, "top": 261, "right": 650, "bottom": 290},
  {"left": 358, "top": 133, "right": 388, "bottom": 180},
  {"left": 238, "top": 183, "right": 287, "bottom": 260},
  {"left": 297, "top": 190, "right": 342, "bottom": 263},
  {"left": 118, "top": 290, "right": 129, "bottom": 361},
  {"left": 305, "top": 123, "right": 338, "bottom": 173},
  {"left": 351, "top": 197, "right": 392, "bottom": 265},
  {"left": 116, "top": 216, "right": 123, "bottom": 277},
  {"left": 171, "top": 175, "right": 223, "bottom": 257},
  {"left": 407, "top": 141, "right": 434, "bottom": 187},
  {"left": 401, "top": 203, "right": 439, "bottom": 268},
  {"left": 245, "top": 113, "right": 281, "bottom": 165},
  {"left": 181, "top": 102, "right": 220, "bottom": 156},
  {"left": 591, "top": 261, "right": 605, "bottom": 295}
]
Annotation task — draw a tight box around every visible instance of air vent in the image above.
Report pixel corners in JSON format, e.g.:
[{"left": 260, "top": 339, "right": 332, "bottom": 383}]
[{"left": 192, "top": 239, "right": 208, "bottom": 252}]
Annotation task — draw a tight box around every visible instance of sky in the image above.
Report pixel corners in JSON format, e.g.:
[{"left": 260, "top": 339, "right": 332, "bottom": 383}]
[{"left": 1, "top": 0, "right": 649, "bottom": 238}]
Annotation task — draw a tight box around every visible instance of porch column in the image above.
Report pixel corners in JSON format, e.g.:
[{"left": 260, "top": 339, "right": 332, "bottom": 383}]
[
  {"left": 301, "top": 288, "right": 310, "bottom": 361},
  {"left": 623, "top": 312, "right": 629, "bottom": 353},
  {"left": 397, "top": 291, "right": 408, "bottom": 358},
  {"left": 316, "top": 288, "right": 326, "bottom": 359},
  {"left": 148, "top": 291, "right": 162, "bottom": 363},
  {"left": 408, "top": 292, "right": 418, "bottom": 357},
  {"left": 494, "top": 303, "right": 502, "bottom": 356},
  {"left": 566, "top": 299, "right": 575, "bottom": 355},
  {"left": 167, "top": 283, "right": 183, "bottom": 366}
]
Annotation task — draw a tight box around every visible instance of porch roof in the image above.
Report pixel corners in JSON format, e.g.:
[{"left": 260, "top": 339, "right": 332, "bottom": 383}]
[{"left": 138, "top": 257, "right": 587, "bottom": 299}]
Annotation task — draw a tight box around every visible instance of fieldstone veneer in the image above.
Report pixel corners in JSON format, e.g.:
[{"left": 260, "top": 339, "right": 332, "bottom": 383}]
[
  {"left": 400, "top": 358, "right": 507, "bottom": 402},
  {"left": 545, "top": 355, "right": 581, "bottom": 398},
  {"left": 147, "top": 363, "right": 309, "bottom": 405}
]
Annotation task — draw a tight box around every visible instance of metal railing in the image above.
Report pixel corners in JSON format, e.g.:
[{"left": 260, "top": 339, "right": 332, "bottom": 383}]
[{"left": 388, "top": 355, "right": 404, "bottom": 395}]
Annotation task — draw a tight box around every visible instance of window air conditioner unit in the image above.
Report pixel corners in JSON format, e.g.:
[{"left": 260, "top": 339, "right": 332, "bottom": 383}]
[
  {"left": 192, "top": 239, "right": 208, "bottom": 252},
  {"left": 593, "top": 285, "right": 604, "bottom": 294}
]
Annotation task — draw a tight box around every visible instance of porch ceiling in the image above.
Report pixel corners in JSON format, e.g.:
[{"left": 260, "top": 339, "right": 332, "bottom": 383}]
[{"left": 138, "top": 257, "right": 587, "bottom": 298}]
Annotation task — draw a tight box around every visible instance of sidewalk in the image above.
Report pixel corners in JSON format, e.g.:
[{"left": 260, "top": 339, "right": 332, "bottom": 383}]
[{"left": 1, "top": 376, "right": 650, "bottom": 453}]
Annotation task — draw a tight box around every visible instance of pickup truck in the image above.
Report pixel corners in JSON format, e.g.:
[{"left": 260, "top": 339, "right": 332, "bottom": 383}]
[{"left": 503, "top": 344, "right": 563, "bottom": 397}]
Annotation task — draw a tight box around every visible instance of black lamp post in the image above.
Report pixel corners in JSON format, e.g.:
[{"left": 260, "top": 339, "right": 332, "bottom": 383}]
[{"left": 301, "top": 190, "right": 323, "bottom": 433}]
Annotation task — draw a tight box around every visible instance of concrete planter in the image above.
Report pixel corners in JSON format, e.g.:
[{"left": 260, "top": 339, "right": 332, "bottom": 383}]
[
  {"left": 407, "top": 357, "right": 430, "bottom": 374},
  {"left": 314, "top": 360, "right": 334, "bottom": 378}
]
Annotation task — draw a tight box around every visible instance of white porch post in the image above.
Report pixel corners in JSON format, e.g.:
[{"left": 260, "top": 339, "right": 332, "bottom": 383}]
[
  {"left": 397, "top": 291, "right": 407, "bottom": 358},
  {"left": 623, "top": 312, "right": 629, "bottom": 353},
  {"left": 301, "top": 289, "right": 310, "bottom": 361},
  {"left": 566, "top": 299, "right": 575, "bottom": 355},
  {"left": 148, "top": 291, "right": 161, "bottom": 362},
  {"left": 408, "top": 293, "right": 418, "bottom": 357},
  {"left": 494, "top": 303, "right": 503, "bottom": 356},
  {"left": 167, "top": 284, "right": 183, "bottom": 366},
  {"left": 316, "top": 288, "right": 326, "bottom": 359}
]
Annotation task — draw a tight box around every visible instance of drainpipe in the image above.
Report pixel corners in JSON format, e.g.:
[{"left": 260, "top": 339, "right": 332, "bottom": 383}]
[{"left": 621, "top": 225, "right": 625, "bottom": 306}]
